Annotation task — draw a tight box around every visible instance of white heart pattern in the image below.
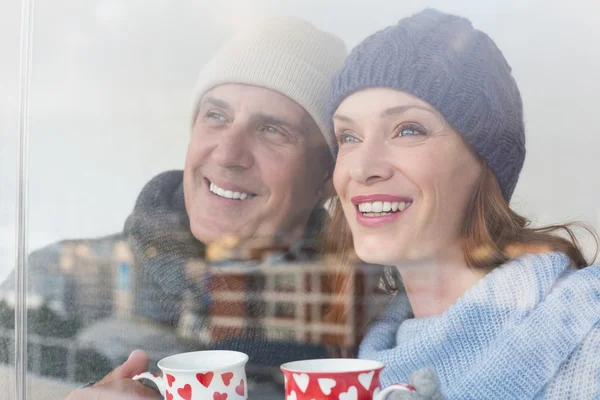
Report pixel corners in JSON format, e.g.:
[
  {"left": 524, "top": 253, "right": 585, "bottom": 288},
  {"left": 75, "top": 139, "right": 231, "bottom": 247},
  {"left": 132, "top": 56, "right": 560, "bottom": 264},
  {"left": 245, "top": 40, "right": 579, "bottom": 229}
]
[
  {"left": 318, "top": 378, "right": 337, "bottom": 395},
  {"left": 358, "top": 371, "right": 375, "bottom": 391},
  {"left": 293, "top": 373, "right": 310, "bottom": 393},
  {"left": 287, "top": 390, "right": 298, "bottom": 400},
  {"left": 339, "top": 386, "right": 358, "bottom": 400}
]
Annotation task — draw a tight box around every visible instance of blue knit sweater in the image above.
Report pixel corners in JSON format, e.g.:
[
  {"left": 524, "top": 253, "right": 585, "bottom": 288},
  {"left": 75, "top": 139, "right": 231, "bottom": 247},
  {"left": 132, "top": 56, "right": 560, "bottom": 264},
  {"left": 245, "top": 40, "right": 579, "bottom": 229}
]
[{"left": 359, "top": 252, "right": 600, "bottom": 399}]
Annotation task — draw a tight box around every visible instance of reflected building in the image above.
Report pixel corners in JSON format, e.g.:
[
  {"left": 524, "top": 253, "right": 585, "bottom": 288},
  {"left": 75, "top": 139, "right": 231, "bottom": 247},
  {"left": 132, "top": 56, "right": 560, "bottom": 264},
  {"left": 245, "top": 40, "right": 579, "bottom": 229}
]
[
  {"left": 2, "top": 236, "right": 394, "bottom": 391},
  {"left": 52, "top": 237, "right": 394, "bottom": 349},
  {"left": 0, "top": 235, "right": 124, "bottom": 323},
  {"left": 58, "top": 236, "right": 126, "bottom": 324},
  {"left": 178, "top": 261, "right": 392, "bottom": 354}
]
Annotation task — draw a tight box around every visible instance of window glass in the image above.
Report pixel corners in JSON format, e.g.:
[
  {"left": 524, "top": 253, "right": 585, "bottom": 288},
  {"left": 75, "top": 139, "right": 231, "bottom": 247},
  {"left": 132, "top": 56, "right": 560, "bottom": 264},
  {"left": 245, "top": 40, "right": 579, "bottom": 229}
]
[
  {"left": 1, "top": 1, "right": 599, "bottom": 399},
  {"left": 0, "top": 1, "right": 21, "bottom": 398}
]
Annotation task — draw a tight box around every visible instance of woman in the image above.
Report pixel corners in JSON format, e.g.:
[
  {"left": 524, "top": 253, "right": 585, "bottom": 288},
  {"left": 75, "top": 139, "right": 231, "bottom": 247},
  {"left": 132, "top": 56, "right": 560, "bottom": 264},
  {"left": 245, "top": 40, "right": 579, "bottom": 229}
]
[{"left": 326, "top": 8, "right": 600, "bottom": 399}]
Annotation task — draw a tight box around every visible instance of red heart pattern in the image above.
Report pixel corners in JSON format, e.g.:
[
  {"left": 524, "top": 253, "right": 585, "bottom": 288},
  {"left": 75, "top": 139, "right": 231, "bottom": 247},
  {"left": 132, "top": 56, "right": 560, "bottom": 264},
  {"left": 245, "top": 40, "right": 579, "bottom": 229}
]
[
  {"left": 221, "top": 372, "right": 234, "bottom": 386},
  {"left": 177, "top": 384, "right": 192, "bottom": 400},
  {"left": 235, "top": 379, "right": 245, "bottom": 396},
  {"left": 162, "top": 370, "right": 246, "bottom": 399},
  {"left": 196, "top": 372, "right": 214, "bottom": 388},
  {"left": 282, "top": 368, "right": 391, "bottom": 399},
  {"left": 166, "top": 374, "right": 176, "bottom": 387}
]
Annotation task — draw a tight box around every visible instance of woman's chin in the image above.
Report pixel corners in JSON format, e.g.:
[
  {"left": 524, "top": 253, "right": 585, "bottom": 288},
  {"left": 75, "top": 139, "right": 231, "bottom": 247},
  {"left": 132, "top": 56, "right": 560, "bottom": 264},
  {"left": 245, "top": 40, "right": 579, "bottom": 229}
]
[{"left": 354, "top": 242, "right": 403, "bottom": 266}]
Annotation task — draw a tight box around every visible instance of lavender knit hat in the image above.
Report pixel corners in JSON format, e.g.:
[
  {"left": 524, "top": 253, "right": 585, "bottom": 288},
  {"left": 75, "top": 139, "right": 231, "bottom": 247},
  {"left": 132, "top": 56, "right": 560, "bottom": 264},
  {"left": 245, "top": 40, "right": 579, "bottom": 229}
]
[{"left": 328, "top": 9, "right": 525, "bottom": 201}]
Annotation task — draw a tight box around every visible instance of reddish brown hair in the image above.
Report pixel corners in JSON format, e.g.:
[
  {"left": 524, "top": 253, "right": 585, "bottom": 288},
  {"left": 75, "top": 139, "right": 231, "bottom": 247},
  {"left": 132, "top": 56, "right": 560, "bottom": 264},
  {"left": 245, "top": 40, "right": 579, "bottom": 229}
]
[{"left": 323, "top": 163, "right": 598, "bottom": 325}]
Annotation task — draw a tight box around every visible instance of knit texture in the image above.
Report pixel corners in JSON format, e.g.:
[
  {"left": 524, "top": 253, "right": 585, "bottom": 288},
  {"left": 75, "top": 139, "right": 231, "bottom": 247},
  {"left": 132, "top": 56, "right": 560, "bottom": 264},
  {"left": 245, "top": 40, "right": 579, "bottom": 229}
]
[
  {"left": 359, "top": 252, "right": 600, "bottom": 399},
  {"left": 191, "top": 16, "right": 347, "bottom": 153},
  {"left": 328, "top": 8, "right": 525, "bottom": 201},
  {"left": 123, "top": 170, "right": 201, "bottom": 324}
]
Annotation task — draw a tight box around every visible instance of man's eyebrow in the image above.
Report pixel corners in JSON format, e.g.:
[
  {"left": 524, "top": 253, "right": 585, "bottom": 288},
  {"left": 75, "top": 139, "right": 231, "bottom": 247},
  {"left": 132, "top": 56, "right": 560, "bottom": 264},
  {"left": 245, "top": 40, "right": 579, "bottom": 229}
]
[
  {"left": 199, "top": 100, "right": 307, "bottom": 135},
  {"left": 253, "top": 112, "right": 303, "bottom": 134},
  {"left": 201, "top": 96, "right": 232, "bottom": 110}
]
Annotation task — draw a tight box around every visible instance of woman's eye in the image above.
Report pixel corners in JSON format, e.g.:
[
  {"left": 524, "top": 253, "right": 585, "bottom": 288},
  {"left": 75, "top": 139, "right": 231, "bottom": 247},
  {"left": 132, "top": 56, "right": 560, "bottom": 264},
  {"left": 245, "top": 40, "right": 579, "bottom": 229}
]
[
  {"left": 337, "top": 133, "right": 359, "bottom": 144},
  {"left": 397, "top": 124, "right": 427, "bottom": 137},
  {"left": 206, "top": 111, "right": 227, "bottom": 122}
]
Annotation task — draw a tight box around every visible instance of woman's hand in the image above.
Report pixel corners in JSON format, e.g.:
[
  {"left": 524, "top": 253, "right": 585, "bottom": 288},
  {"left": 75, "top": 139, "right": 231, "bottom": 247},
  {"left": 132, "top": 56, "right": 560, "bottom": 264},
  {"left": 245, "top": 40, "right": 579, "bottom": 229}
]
[
  {"left": 65, "top": 350, "right": 161, "bottom": 400},
  {"left": 387, "top": 368, "right": 446, "bottom": 400}
]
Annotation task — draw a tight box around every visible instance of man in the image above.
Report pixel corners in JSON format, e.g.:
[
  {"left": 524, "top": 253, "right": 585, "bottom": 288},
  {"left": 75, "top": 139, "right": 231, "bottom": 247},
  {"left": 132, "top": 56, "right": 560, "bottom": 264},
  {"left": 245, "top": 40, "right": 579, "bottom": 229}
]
[
  {"left": 2, "top": 16, "right": 348, "bottom": 399},
  {"left": 120, "top": 16, "right": 345, "bottom": 330}
]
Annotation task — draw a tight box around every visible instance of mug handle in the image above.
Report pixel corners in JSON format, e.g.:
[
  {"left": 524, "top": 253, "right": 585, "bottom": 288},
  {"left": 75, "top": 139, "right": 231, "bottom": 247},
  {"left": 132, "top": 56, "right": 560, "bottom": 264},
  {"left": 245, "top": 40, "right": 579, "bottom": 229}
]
[
  {"left": 374, "top": 383, "right": 416, "bottom": 399},
  {"left": 132, "top": 372, "right": 165, "bottom": 397}
]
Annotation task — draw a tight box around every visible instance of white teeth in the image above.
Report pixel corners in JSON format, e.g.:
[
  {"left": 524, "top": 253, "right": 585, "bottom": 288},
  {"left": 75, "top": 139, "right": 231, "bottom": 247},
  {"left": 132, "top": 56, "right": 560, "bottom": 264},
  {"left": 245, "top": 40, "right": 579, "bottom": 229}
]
[
  {"left": 358, "top": 200, "right": 412, "bottom": 216},
  {"left": 382, "top": 202, "right": 392, "bottom": 212},
  {"left": 372, "top": 201, "right": 383, "bottom": 213},
  {"left": 209, "top": 181, "right": 252, "bottom": 200}
]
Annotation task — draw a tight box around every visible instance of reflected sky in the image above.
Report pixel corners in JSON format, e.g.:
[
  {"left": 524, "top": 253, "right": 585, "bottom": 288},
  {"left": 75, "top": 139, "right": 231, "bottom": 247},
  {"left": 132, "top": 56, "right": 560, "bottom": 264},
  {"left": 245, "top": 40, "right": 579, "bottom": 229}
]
[{"left": 1, "top": 0, "right": 599, "bottom": 281}]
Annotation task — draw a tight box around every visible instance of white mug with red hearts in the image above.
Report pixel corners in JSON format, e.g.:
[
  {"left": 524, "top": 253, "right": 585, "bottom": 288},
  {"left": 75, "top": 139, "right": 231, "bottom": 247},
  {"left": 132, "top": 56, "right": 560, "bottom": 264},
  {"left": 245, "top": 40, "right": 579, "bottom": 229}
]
[
  {"left": 281, "top": 359, "right": 415, "bottom": 400},
  {"left": 132, "top": 350, "right": 248, "bottom": 400}
]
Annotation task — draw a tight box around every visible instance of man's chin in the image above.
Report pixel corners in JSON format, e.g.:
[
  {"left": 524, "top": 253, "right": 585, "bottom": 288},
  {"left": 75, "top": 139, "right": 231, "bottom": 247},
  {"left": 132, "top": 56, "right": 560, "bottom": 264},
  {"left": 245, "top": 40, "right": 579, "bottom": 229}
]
[
  {"left": 189, "top": 213, "right": 263, "bottom": 245},
  {"left": 189, "top": 217, "right": 232, "bottom": 244}
]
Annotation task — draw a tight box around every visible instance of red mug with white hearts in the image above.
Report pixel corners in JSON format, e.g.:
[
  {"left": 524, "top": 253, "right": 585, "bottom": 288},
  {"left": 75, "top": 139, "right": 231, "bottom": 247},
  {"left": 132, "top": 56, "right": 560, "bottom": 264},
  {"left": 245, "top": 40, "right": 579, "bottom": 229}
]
[
  {"left": 132, "top": 350, "right": 248, "bottom": 400},
  {"left": 281, "top": 359, "right": 415, "bottom": 400}
]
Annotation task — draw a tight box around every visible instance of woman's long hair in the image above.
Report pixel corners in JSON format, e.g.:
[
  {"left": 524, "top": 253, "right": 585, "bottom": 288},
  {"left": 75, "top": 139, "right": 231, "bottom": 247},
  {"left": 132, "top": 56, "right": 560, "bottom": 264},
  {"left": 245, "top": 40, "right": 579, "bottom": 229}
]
[{"left": 322, "top": 162, "right": 599, "bottom": 325}]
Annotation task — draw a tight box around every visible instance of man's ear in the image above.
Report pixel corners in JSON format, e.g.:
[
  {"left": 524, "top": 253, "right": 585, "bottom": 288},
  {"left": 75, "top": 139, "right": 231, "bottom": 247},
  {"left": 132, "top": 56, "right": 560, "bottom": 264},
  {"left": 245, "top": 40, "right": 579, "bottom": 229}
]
[{"left": 318, "top": 168, "right": 336, "bottom": 201}]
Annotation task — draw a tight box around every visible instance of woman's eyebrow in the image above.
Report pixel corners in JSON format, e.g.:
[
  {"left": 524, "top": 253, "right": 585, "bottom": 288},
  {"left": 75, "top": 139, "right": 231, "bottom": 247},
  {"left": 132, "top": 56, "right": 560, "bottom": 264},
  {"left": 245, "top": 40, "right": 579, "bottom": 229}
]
[{"left": 380, "top": 104, "right": 435, "bottom": 117}]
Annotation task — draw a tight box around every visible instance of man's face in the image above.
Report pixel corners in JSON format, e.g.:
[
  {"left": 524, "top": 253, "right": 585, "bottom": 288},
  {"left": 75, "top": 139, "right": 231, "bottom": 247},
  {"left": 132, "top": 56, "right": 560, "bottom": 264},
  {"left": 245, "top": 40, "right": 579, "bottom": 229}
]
[{"left": 184, "top": 83, "right": 331, "bottom": 246}]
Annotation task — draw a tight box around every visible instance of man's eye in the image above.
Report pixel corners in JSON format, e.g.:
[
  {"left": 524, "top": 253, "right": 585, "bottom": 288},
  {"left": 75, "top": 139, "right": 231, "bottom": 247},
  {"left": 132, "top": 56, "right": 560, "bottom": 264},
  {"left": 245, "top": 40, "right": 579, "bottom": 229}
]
[
  {"left": 261, "top": 125, "right": 283, "bottom": 135},
  {"left": 206, "top": 111, "right": 227, "bottom": 122}
]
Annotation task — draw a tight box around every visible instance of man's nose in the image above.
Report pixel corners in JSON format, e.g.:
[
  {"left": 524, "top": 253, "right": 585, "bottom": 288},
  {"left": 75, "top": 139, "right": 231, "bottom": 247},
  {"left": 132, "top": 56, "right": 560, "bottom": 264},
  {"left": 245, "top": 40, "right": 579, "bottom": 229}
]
[
  {"left": 210, "top": 125, "right": 254, "bottom": 170},
  {"left": 349, "top": 139, "right": 393, "bottom": 186}
]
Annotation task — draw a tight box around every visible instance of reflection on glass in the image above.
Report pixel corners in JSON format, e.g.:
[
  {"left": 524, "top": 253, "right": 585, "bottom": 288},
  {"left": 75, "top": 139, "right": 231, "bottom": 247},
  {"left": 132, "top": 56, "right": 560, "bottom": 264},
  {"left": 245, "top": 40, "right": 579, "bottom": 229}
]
[
  {"left": 2, "top": 232, "right": 391, "bottom": 397},
  {"left": 0, "top": 1, "right": 599, "bottom": 399}
]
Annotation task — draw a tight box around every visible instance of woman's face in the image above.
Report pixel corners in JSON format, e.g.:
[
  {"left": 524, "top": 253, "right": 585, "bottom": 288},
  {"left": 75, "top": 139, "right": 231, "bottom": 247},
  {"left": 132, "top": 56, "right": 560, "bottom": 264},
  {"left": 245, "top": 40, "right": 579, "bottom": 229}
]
[{"left": 332, "top": 88, "right": 482, "bottom": 266}]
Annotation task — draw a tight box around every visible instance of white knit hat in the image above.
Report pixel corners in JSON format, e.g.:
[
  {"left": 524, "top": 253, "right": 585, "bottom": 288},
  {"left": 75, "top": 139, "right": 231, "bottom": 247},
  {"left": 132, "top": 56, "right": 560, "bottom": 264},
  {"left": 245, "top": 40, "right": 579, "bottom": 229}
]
[{"left": 190, "top": 17, "right": 348, "bottom": 152}]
